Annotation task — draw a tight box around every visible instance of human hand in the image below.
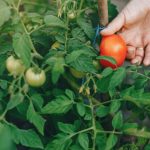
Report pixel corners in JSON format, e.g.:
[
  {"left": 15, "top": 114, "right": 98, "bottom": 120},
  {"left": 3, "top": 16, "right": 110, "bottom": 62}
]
[{"left": 101, "top": 0, "right": 150, "bottom": 66}]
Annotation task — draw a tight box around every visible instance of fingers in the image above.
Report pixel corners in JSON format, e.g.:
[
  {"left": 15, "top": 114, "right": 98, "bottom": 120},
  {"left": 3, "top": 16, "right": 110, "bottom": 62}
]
[
  {"left": 143, "top": 45, "right": 150, "bottom": 66},
  {"left": 126, "top": 46, "right": 136, "bottom": 59},
  {"left": 131, "top": 47, "right": 144, "bottom": 65},
  {"left": 101, "top": 12, "right": 125, "bottom": 36}
]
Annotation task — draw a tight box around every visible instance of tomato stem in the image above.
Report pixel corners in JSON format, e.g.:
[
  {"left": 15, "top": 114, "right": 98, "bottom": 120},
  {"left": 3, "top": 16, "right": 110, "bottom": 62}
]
[{"left": 12, "top": 2, "right": 44, "bottom": 60}]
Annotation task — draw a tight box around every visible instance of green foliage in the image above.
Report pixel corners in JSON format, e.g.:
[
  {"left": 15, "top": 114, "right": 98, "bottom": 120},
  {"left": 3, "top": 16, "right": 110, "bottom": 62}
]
[{"left": 0, "top": 0, "right": 149, "bottom": 149}]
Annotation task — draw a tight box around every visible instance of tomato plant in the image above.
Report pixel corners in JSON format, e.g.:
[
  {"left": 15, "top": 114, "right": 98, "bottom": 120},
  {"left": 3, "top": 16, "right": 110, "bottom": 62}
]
[
  {"left": 0, "top": 0, "right": 150, "bottom": 150},
  {"left": 100, "top": 34, "right": 127, "bottom": 68}
]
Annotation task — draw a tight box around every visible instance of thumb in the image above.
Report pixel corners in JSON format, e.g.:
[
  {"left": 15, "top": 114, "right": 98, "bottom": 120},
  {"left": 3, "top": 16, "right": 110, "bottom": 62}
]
[{"left": 101, "top": 12, "right": 125, "bottom": 36}]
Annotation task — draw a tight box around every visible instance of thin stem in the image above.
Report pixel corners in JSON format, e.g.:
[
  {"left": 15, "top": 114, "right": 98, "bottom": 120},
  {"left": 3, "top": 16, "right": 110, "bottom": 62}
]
[
  {"left": 94, "top": 99, "right": 123, "bottom": 107},
  {"left": 96, "top": 129, "right": 122, "bottom": 135},
  {"left": 88, "top": 96, "right": 97, "bottom": 150},
  {"left": 79, "top": 0, "right": 84, "bottom": 10},
  {"left": 128, "top": 70, "right": 150, "bottom": 80},
  {"left": 17, "top": 0, "right": 22, "bottom": 11},
  {"left": 64, "top": 18, "right": 69, "bottom": 52},
  {"left": 29, "top": 24, "right": 45, "bottom": 35},
  {"left": 69, "top": 127, "right": 93, "bottom": 138}
]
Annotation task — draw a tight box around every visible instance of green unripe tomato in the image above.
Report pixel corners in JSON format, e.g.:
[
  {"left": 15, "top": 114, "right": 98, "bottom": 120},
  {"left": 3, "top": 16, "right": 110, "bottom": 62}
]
[
  {"left": 25, "top": 68, "right": 46, "bottom": 87},
  {"left": 70, "top": 68, "right": 85, "bottom": 79},
  {"left": 6, "top": 56, "right": 25, "bottom": 76},
  {"left": 67, "top": 11, "right": 76, "bottom": 20}
]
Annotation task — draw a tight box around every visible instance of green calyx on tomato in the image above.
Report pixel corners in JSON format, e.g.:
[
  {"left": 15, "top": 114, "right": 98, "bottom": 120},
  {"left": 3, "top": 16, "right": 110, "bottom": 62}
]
[
  {"left": 100, "top": 34, "right": 127, "bottom": 69},
  {"left": 6, "top": 55, "right": 25, "bottom": 76},
  {"left": 70, "top": 68, "right": 85, "bottom": 79},
  {"left": 25, "top": 67, "right": 46, "bottom": 87}
]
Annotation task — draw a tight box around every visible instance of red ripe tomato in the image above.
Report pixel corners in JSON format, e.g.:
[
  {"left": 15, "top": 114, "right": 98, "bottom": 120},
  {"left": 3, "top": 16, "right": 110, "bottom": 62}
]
[{"left": 100, "top": 34, "right": 127, "bottom": 69}]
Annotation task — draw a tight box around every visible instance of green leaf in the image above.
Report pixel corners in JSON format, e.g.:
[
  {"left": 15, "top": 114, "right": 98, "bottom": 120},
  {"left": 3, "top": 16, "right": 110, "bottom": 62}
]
[
  {"left": 45, "top": 133, "right": 72, "bottom": 150},
  {"left": 97, "top": 56, "right": 117, "bottom": 65},
  {"left": 11, "top": 125, "right": 43, "bottom": 149},
  {"left": 84, "top": 108, "right": 92, "bottom": 120},
  {"left": 96, "top": 73, "right": 113, "bottom": 93},
  {"left": 78, "top": 133, "right": 89, "bottom": 150},
  {"left": 0, "top": 123, "right": 13, "bottom": 150},
  {"left": 66, "top": 50, "right": 87, "bottom": 64},
  {"left": 109, "top": 67, "right": 126, "bottom": 90},
  {"left": 44, "top": 15, "right": 66, "bottom": 28},
  {"left": 0, "top": 55, "right": 7, "bottom": 75},
  {"left": 70, "top": 145, "right": 83, "bottom": 150},
  {"left": 72, "top": 28, "right": 86, "bottom": 42},
  {"left": 65, "top": 89, "right": 75, "bottom": 100},
  {"left": 58, "top": 122, "right": 75, "bottom": 134},
  {"left": 41, "top": 94, "right": 73, "bottom": 114},
  {"left": 96, "top": 133, "right": 107, "bottom": 150},
  {"left": 13, "top": 33, "right": 31, "bottom": 68},
  {"left": 52, "top": 57, "right": 65, "bottom": 84},
  {"left": 77, "top": 17, "right": 94, "bottom": 39},
  {"left": 122, "top": 123, "right": 138, "bottom": 131},
  {"left": 27, "top": 12, "right": 43, "bottom": 24},
  {"left": 66, "top": 51, "right": 97, "bottom": 73},
  {"left": 96, "top": 105, "right": 110, "bottom": 117},
  {"left": 110, "top": 100, "right": 121, "bottom": 114},
  {"left": 105, "top": 134, "right": 118, "bottom": 150},
  {"left": 122, "top": 87, "right": 150, "bottom": 107},
  {"left": 112, "top": 111, "right": 123, "bottom": 129},
  {"left": 123, "top": 128, "right": 150, "bottom": 139},
  {"left": 66, "top": 49, "right": 96, "bottom": 73},
  {"left": 17, "top": 99, "right": 29, "bottom": 116},
  {"left": 101, "top": 67, "right": 113, "bottom": 77},
  {"left": 0, "top": 1, "right": 11, "bottom": 27},
  {"left": 135, "top": 77, "right": 148, "bottom": 89},
  {"left": 31, "top": 93, "right": 44, "bottom": 110},
  {"left": 76, "top": 103, "right": 86, "bottom": 117},
  {"left": 0, "top": 80, "right": 8, "bottom": 89},
  {"left": 27, "top": 101, "right": 46, "bottom": 135},
  {"left": 6, "top": 93, "right": 24, "bottom": 111},
  {"left": 144, "top": 144, "right": 150, "bottom": 150}
]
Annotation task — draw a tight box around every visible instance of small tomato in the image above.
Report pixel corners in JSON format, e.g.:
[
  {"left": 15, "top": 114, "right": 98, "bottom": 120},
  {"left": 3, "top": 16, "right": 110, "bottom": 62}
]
[
  {"left": 25, "top": 68, "right": 46, "bottom": 87},
  {"left": 70, "top": 68, "right": 85, "bottom": 79},
  {"left": 100, "top": 34, "right": 127, "bottom": 68},
  {"left": 6, "top": 56, "right": 25, "bottom": 76},
  {"left": 67, "top": 11, "right": 76, "bottom": 20}
]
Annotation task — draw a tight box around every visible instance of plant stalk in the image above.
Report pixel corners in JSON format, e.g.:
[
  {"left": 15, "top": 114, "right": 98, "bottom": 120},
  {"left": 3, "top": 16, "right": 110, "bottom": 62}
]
[{"left": 98, "top": 0, "right": 109, "bottom": 26}]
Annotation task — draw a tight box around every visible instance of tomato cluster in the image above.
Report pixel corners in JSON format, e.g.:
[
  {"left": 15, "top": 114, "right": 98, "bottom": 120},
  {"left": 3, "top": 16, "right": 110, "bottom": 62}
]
[
  {"left": 6, "top": 56, "right": 46, "bottom": 87},
  {"left": 100, "top": 34, "right": 127, "bottom": 69}
]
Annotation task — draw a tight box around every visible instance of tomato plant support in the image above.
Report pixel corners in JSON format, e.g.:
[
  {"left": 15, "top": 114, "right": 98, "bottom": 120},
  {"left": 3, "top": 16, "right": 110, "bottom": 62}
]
[{"left": 98, "top": 0, "right": 108, "bottom": 26}]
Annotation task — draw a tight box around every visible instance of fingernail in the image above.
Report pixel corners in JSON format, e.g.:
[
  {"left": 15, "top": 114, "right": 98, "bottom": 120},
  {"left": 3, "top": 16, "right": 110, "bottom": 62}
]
[{"left": 128, "top": 48, "right": 135, "bottom": 53}]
